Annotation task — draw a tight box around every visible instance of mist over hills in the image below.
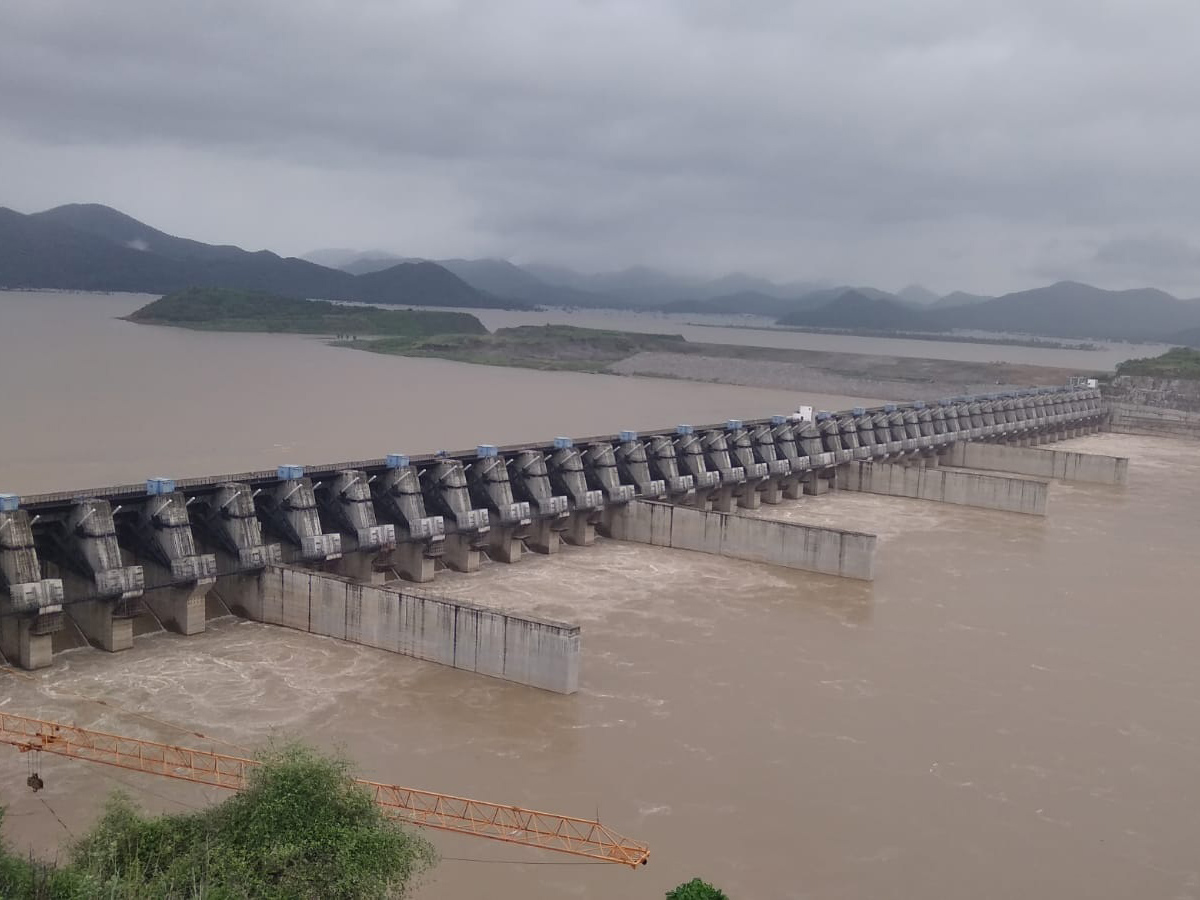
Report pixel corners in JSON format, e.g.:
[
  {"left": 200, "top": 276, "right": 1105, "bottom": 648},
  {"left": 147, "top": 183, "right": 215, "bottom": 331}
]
[
  {"left": 1168, "top": 327, "right": 1200, "bottom": 348},
  {"left": 660, "top": 291, "right": 827, "bottom": 319},
  {"left": 778, "top": 290, "right": 948, "bottom": 332},
  {"left": 1, "top": 205, "right": 524, "bottom": 310},
  {"left": 936, "top": 281, "right": 1200, "bottom": 341},
  {"left": 6, "top": 203, "right": 1200, "bottom": 343},
  {"left": 933, "top": 291, "right": 993, "bottom": 309},
  {"left": 896, "top": 284, "right": 941, "bottom": 306},
  {"left": 307, "top": 251, "right": 830, "bottom": 311},
  {"left": 772, "top": 281, "right": 1200, "bottom": 343}
]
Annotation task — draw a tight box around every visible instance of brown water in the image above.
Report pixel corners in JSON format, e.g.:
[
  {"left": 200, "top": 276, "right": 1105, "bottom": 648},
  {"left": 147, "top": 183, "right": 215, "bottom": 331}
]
[
  {"left": 2, "top": 293, "right": 1200, "bottom": 899},
  {"left": 0, "top": 292, "right": 864, "bottom": 494}
]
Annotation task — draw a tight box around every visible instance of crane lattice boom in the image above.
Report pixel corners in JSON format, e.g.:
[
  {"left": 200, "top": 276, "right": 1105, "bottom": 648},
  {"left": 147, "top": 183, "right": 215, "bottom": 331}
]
[{"left": 0, "top": 711, "right": 649, "bottom": 868}]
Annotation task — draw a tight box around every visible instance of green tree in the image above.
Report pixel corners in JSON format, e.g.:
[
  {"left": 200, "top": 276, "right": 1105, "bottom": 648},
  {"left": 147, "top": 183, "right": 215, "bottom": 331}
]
[
  {"left": 0, "top": 743, "right": 436, "bottom": 899},
  {"left": 667, "top": 876, "right": 730, "bottom": 899}
]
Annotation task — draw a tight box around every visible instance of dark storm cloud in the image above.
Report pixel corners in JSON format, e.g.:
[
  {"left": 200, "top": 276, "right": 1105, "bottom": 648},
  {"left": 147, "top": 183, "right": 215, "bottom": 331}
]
[{"left": 3, "top": 0, "right": 1200, "bottom": 294}]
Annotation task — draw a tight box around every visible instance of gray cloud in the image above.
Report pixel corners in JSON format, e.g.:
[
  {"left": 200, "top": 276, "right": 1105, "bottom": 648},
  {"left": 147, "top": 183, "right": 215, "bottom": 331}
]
[{"left": 3, "top": 0, "right": 1200, "bottom": 295}]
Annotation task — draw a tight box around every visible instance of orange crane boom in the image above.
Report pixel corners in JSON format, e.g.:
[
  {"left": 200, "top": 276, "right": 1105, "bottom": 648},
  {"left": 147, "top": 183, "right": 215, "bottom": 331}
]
[{"left": 0, "top": 711, "right": 649, "bottom": 868}]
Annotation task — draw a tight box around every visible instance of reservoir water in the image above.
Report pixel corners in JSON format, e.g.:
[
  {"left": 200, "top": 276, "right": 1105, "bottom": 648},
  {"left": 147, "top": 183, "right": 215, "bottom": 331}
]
[
  {"left": 1, "top": 292, "right": 1198, "bottom": 899},
  {"left": 417, "top": 304, "right": 1169, "bottom": 371}
]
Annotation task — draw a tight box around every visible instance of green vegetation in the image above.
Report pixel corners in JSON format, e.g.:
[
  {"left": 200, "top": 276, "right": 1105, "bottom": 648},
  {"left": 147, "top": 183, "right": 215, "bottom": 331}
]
[
  {"left": 1115, "top": 346, "right": 1200, "bottom": 378},
  {"left": 127, "top": 287, "right": 488, "bottom": 337},
  {"left": 667, "top": 877, "right": 729, "bottom": 899},
  {"left": 350, "top": 324, "right": 689, "bottom": 372},
  {"left": 0, "top": 744, "right": 435, "bottom": 899}
]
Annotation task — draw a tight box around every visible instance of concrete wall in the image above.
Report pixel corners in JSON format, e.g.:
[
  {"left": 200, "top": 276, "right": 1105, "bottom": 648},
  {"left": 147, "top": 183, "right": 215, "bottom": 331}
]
[
  {"left": 608, "top": 500, "right": 876, "bottom": 581},
  {"left": 1107, "top": 402, "right": 1200, "bottom": 440},
  {"left": 1105, "top": 376, "right": 1200, "bottom": 413},
  {"left": 243, "top": 567, "right": 580, "bottom": 694},
  {"left": 944, "top": 442, "right": 1128, "bottom": 485},
  {"left": 841, "top": 462, "right": 1048, "bottom": 516}
]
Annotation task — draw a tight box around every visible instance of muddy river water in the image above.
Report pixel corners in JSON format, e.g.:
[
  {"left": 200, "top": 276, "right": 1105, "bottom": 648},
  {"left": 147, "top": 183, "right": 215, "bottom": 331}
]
[{"left": 1, "top": 292, "right": 1198, "bottom": 898}]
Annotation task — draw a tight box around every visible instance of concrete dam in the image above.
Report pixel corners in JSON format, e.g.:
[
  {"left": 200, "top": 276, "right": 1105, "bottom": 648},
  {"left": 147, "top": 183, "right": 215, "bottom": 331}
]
[{"left": 0, "top": 386, "right": 1119, "bottom": 694}]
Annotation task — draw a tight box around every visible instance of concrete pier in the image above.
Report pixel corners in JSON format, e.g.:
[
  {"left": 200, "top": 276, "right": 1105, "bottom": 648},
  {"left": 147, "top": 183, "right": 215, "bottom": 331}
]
[
  {"left": 0, "top": 501, "right": 63, "bottom": 669},
  {"left": 443, "top": 535, "right": 484, "bottom": 573},
  {"left": 56, "top": 500, "right": 145, "bottom": 652},
  {"left": 244, "top": 566, "right": 580, "bottom": 693},
  {"left": 69, "top": 597, "right": 135, "bottom": 652},
  {"left": 944, "top": 442, "right": 1128, "bottom": 486},
  {"left": 256, "top": 471, "right": 342, "bottom": 564},
  {"left": 608, "top": 499, "right": 876, "bottom": 581},
  {"left": 840, "top": 462, "right": 1049, "bottom": 516},
  {"left": 0, "top": 618, "right": 55, "bottom": 670},
  {"left": 128, "top": 487, "right": 217, "bottom": 635},
  {"left": 420, "top": 458, "right": 490, "bottom": 574},
  {"left": 147, "top": 581, "right": 209, "bottom": 636},
  {"left": 392, "top": 542, "right": 436, "bottom": 582}
]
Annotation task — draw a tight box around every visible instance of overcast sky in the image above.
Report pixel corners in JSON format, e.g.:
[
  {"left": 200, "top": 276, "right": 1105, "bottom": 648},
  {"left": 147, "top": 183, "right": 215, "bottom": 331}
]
[{"left": 3, "top": 0, "right": 1200, "bottom": 295}]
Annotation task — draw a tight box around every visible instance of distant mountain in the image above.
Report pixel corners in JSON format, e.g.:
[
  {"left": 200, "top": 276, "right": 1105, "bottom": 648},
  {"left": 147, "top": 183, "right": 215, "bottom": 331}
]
[
  {"left": 574, "top": 266, "right": 699, "bottom": 306},
  {"left": 430, "top": 258, "right": 609, "bottom": 308},
  {"left": 311, "top": 255, "right": 622, "bottom": 307},
  {"left": 933, "top": 291, "right": 993, "bottom": 309},
  {"left": 660, "top": 290, "right": 828, "bottom": 319},
  {"left": 690, "top": 272, "right": 826, "bottom": 301},
  {"left": 1, "top": 205, "right": 526, "bottom": 310},
  {"left": 523, "top": 264, "right": 829, "bottom": 308},
  {"left": 31, "top": 203, "right": 248, "bottom": 263},
  {"left": 347, "top": 261, "right": 497, "bottom": 307},
  {"left": 301, "top": 248, "right": 369, "bottom": 268},
  {"left": 896, "top": 284, "right": 940, "bottom": 306},
  {"left": 0, "top": 206, "right": 185, "bottom": 292},
  {"left": 938, "top": 281, "right": 1200, "bottom": 341},
  {"left": 478, "top": 262, "right": 691, "bottom": 308},
  {"left": 791, "top": 285, "right": 898, "bottom": 307},
  {"left": 1167, "top": 327, "right": 1200, "bottom": 349},
  {"left": 777, "top": 289, "right": 945, "bottom": 331},
  {"left": 340, "top": 255, "right": 409, "bottom": 275}
]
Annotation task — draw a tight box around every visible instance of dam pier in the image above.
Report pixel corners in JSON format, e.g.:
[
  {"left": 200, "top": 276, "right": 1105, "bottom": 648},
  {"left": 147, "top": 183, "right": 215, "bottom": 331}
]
[{"left": 0, "top": 386, "right": 1120, "bottom": 691}]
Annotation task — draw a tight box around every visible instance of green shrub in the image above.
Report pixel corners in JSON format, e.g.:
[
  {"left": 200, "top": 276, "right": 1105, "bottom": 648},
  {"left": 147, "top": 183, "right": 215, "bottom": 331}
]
[
  {"left": 667, "top": 876, "right": 730, "bottom": 899},
  {"left": 0, "top": 744, "right": 435, "bottom": 899}
]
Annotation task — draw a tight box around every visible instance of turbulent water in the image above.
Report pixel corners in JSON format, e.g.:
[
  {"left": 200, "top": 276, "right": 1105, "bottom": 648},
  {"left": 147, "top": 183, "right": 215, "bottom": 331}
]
[{"left": 1, "top": 292, "right": 1199, "bottom": 899}]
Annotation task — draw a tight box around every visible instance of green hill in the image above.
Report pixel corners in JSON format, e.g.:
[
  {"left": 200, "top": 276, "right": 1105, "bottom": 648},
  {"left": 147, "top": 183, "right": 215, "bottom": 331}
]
[
  {"left": 1115, "top": 346, "right": 1200, "bottom": 378},
  {"left": 127, "top": 287, "right": 488, "bottom": 337}
]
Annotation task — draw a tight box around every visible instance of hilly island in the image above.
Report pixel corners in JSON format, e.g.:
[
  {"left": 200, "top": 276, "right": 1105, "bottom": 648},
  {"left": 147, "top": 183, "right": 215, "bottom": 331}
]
[
  {"left": 128, "top": 287, "right": 488, "bottom": 338},
  {"left": 126, "top": 288, "right": 1100, "bottom": 400}
]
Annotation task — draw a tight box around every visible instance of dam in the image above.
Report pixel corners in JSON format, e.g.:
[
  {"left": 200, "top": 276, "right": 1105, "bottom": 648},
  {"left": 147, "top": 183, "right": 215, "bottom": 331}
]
[
  {"left": 0, "top": 386, "right": 1115, "bottom": 693},
  {"left": 1, "top": 295, "right": 1194, "bottom": 900}
]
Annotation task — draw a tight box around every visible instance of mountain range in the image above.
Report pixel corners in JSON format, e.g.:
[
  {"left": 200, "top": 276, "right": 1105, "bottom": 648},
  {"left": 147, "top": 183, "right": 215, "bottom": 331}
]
[
  {"left": 779, "top": 282, "right": 1200, "bottom": 343},
  {"left": 306, "top": 249, "right": 832, "bottom": 311},
  {"left": 6, "top": 203, "right": 1200, "bottom": 344},
  {"left": 0, "top": 204, "right": 523, "bottom": 309}
]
